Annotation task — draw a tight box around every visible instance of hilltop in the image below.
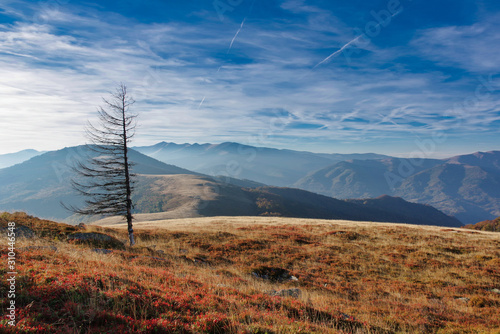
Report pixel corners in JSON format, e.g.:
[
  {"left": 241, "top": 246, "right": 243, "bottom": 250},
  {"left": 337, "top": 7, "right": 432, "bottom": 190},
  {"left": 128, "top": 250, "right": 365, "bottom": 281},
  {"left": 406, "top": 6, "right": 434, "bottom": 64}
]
[
  {"left": 1, "top": 212, "right": 499, "bottom": 333},
  {"left": 464, "top": 217, "right": 500, "bottom": 232}
]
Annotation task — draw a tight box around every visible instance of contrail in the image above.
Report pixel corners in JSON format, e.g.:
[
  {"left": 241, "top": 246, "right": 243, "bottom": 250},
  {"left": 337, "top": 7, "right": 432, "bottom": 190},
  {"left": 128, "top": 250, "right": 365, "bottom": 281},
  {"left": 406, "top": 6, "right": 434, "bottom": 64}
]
[
  {"left": 2, "top": 50, "right": 41, "bottom": 60},
  {"left": 197, "top": 96, "right": 206, "bottom": 109},
  {"left": 227, "top": 17, "right": 246, "bottom": 54},
  {"left": 314, "top": 10, "right": 402, "bottom": 68},
  {"left": 313, "top": 35, "right": 364, "bottom": 69}
]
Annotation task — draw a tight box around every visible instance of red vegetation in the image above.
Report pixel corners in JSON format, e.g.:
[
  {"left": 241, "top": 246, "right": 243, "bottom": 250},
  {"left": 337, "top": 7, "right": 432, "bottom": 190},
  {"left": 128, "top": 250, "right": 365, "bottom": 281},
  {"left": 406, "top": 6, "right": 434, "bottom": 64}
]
[
  {"left": 464, "top": 217, "right": 500, "bottom": 232},
  {"left": 1, "top": 213, "right": 499, "bottom": 333}
]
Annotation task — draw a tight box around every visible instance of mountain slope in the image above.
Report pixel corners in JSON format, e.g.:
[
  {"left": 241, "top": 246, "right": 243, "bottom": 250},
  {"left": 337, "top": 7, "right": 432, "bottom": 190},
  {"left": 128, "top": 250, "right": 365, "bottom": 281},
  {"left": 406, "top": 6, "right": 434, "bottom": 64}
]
[
  {"left": 346, "top": 195, "right": 462, "bottom": 227},
  {"left": 0, "top": 145, "right": 462, "bottom": 227},
  {"left": 294, "top": 151, "right": 500, "bottom": 224},
  {"left": 5, "top": 213, "right": 499, "bottom": 333},
  {"left": 464, "top": 216, "right": 500, "bottom": 232},
  {"left": 294, "top": 158, "right": 443, "bottom": 199},
  {"left": 132, "top": 174, "right": 257, "bottom": 220},
  {"left": 0, "top": 146, "right": 199, "bottom": 220},
  {"left": 446, "top": 151, "right": 500, "bottom": 171},
  {"left": 0, "top": 149, "right": 43, "bottom": 169},
  {"left": 105, "top": 179, "right": 461, "bottom": 227},
  {"left": 133, "top": 142, "right": 389, "bottom": 186},
  {"left": 396, "top": 158, "right": 500, "bottom": 223},
  {"left": 248, "top": 188, "right": 461, "bottom": 227}
]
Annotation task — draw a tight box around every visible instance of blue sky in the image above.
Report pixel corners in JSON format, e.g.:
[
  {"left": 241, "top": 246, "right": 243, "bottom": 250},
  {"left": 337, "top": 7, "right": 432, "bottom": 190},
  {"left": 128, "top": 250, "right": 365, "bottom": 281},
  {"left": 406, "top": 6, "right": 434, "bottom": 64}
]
[{"left": 0, "top": 0, "right": 499, "bottom": 157}]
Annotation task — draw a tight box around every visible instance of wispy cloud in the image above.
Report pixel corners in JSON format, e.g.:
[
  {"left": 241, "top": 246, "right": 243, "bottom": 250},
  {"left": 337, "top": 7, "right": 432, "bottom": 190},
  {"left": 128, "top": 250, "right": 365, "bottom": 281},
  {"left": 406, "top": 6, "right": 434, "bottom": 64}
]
[
  {"left": 0, "top": 1, "right": 498, "bottom": 156},
  {"left": 411, "top": 14, "right": 500, "bottom": 73}
]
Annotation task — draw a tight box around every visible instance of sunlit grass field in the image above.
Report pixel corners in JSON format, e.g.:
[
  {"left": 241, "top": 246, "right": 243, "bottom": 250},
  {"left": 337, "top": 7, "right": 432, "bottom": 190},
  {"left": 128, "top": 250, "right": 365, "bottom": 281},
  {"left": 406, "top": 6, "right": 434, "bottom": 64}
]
[{"left": 1, "top": 212, "right": 499, "bottom": 333}]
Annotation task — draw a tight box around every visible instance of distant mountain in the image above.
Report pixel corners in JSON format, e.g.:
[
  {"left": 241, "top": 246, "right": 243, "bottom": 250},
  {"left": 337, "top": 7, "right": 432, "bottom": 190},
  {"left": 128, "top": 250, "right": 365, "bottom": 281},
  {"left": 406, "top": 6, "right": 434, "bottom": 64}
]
[
  {"left": 294, "top": 151, "right": 500, "bottom": 224},
  {"left": 446, "top": 151, "right": 500, "bottom": 171},
  {"left": 133, "top": 142, "right": 389, "bottom": 186},
  {"left": 0, "top": 145, "right": 199, "bottom": 220},
  {"left": 294, "top": 158, "right": 443, "bottom": 199},
  {"left": 0, "top": 149, "right": 43, "bottom": 169},
  {"left": 96, "top": 176, "right": 462, "bottom": 227},
  {"left": 0, "top": 145, "right": 460, "bottom": 227},
  {"left": 346, "top": 195, "right": 461, "bottom": 227},
  {"left": 245, "top": 188, "right": 461, "bottom": 227},
  {"left": 396, "top": 153, "right": 500, "bottom": 224}
]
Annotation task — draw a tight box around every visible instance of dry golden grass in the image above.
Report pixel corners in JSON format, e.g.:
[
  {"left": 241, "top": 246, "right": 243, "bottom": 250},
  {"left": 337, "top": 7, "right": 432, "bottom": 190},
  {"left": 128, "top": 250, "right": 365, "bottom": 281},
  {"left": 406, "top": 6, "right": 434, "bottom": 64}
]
[{"left": 2, "top": 213, "right": 500, "bottom": 333}]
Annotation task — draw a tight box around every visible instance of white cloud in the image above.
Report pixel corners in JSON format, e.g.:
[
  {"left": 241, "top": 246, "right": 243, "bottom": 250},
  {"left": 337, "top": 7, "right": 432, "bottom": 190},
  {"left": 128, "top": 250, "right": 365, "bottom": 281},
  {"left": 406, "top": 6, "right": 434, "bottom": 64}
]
[
  {"left": 411, "top": 16, "right": 500, "bottom": 73},
  {"left": 0, "top": 3, "right": 498, "bottom": 155}
]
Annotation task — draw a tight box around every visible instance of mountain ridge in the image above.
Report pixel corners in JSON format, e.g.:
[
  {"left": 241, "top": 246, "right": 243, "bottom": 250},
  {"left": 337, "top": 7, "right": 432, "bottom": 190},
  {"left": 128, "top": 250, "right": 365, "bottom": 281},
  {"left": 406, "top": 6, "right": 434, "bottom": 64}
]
[
  {"left": 133, "top": 141, "right": 390, "bottom": 186},
  {"left": 2, "top": 144, "right": 497, "bottom": 224},
  {"left": 0, "top": 149, "right": 43, "bottom": 169},
  {"left": 295, "top": 151, "right": 500, "bottom": 223},
  {"left": 0, "top": 145, "right": 200, "bottom": 220},
  {"left": 0, "top": 145, "right": 461, "bottom": 227}
]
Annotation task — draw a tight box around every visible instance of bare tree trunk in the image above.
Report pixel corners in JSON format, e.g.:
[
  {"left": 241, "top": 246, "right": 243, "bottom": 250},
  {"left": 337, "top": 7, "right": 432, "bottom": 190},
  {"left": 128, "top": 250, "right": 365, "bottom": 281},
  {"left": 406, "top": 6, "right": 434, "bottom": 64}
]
[{"left": 121, "top": 88, "right": 135, "bottom": 246}]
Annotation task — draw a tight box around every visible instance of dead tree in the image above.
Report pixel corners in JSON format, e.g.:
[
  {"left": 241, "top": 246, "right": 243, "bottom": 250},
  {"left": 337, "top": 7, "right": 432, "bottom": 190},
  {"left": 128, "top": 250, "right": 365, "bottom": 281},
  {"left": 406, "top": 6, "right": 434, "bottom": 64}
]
[{"left": 66, "top": 84, "right": 137, "bottom": 246}]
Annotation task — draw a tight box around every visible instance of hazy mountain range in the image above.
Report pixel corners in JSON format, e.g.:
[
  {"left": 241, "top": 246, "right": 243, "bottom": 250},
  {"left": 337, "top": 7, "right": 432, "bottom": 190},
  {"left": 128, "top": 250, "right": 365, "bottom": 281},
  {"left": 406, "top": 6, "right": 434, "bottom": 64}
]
[
  {"left": 132, "top": 142, "right": 499, "bottom": 224},
  {"left": 295, "top": 151, "right": 500, "bottom": 223},
  {"left": 0, "top": 146, "right": 196, "bottom": 220},
  {"left": 1, "top": 142, "right": 498, "bottom": 224},
  {"left": 133, "top": 142, "right": 388, "bottom": 187},
  {"left": 0, "top": 145, "right": 461, "bottom": 227},
  {"left": 0, "top": 149, "right": 43, "bottom": 169}
]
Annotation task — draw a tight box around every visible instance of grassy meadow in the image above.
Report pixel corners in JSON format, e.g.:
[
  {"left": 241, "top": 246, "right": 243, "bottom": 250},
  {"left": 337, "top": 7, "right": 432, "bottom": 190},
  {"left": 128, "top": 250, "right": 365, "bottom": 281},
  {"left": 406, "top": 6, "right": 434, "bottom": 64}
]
[{"left": 1, "top": 212, "right": 500, "bottom": 333}]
